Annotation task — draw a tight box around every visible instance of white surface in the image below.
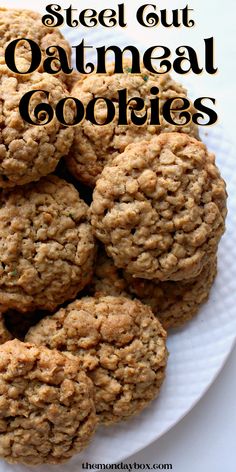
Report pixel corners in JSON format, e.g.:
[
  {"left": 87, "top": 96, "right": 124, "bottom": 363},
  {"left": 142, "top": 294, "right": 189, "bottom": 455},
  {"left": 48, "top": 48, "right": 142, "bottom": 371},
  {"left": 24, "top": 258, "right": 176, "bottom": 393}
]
[{"left": 0, "top": 0, "right": 236, "bottom": 470}]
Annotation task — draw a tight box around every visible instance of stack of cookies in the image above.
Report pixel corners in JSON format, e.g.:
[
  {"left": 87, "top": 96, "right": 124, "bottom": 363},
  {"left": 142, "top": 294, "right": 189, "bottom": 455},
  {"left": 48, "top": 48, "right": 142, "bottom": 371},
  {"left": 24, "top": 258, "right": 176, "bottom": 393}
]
[
  {"left": 65, "top": 61, "right": 226, "bottom": 330},
  {"left": 0, "top": 8, "right": 227, "bottom": 466}
]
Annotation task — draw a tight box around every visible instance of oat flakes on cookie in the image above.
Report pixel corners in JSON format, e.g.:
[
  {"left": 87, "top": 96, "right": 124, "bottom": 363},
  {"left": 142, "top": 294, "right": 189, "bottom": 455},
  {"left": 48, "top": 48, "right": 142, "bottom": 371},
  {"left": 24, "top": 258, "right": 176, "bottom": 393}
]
[
  {"left": 125, "top": 256, "right": 217, "bottom": 329},
  {"left": 26, "top": 295, "right": 168, "bottom": 425},
  {"left": 65, "top": 61, "right": 199, "bottom": 186},
  {"left": 0, "top": 58, "right": 74, "bottom": 187},
  {"left": 0, "top": 340, "right": 97, "bottom": 465},
  {"left": 89, "top": 249, "right": 217, "bottom": 329},
  {"left": 0, "top": 8, "right": 71, "bottom": 86},
  {"left": 91, "top": 133, "right": 227, "bottom": 281},
  {"left": 0, "top": 175, "right": 96, "bottom": 313},
  {"left": 3, "top": 309, "right": 47, "bottom": 340}
]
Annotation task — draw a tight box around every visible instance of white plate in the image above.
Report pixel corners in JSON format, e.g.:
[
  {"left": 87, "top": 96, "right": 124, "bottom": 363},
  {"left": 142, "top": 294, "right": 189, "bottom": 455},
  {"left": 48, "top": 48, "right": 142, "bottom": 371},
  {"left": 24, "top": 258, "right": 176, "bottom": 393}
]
[
  {"left": 1, "top": 7, "right": 236, "bottom": 469},
  {"left": 1, "top": 126, "right": 235, "bottom": 472}
]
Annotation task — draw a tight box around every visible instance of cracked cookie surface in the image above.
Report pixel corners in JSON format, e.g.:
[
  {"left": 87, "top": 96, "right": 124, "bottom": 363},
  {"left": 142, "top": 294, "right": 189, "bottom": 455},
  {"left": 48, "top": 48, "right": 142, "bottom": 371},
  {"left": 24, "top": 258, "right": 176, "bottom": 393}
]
[
  {"left": 89, "top": 249, "right": 217, "bottom": 329},
  {"left": 90, "top": 133, "right": 227, "bottom": 280},
  {"left": 0, "top": 339, "right": 97, "bottom": 465},
  {"left": 125, "top": 256, "right": 217, "bottom": 329},
  {"left": 26, "top": 295, "right": 168, "bottom": 425},
  {"left": 0, "top": 58, "right": 74, "bottom": 187},
  {"left": 0, "top": 8, "right": 72, "bottom": 86},
  {"left": 65, "top": 62, "right": 199, "bottom": 186},
  {"left": 0, "top": 175, "right": 96, "bottom": 313},
  {"left": 88, "top": 247, "right": 128, "bottom": 297}
]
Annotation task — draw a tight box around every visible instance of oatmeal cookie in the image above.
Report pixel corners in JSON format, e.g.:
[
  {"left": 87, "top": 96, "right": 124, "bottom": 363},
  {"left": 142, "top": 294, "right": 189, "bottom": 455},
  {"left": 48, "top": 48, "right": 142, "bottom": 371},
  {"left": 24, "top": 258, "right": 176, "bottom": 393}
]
[
  {"left": 125, "top": 256, "right": 217, "bottom": 329},
  {"left": 65, "top": 61, "right": 199, "bottom": 186},
  {"left": 26, "top": 296, "right": 168, "bottom": 425},
  {"left": 0, "top": 340, "right": 97, "bottom": 465},
  {"left": 88, "top": 247, "right": 128, "bottom": 297},
  {"left": 0, "top": 175, "right": 96, "bottom": 313},
  {"left": 0, "top": 8, "right": 71, "bottom": 86},
  {"left": 89, "top": 250, "right": 217, "bottom": 328},
  {"left": 90, "top": 133, "right": 227, "bottom": 280},
  {"left": 0, "top": 58, "right": 74, "bottom": 188},
  {"left": 0, "top": 315, "right": 12, "bottom": 344}
]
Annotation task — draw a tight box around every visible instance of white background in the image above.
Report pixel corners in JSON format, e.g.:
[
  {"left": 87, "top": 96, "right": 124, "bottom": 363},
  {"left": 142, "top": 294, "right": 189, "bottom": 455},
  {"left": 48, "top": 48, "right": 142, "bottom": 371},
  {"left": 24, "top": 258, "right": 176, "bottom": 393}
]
[{"left": 1, "top": 1, "right": 236, "bottom": 470}]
